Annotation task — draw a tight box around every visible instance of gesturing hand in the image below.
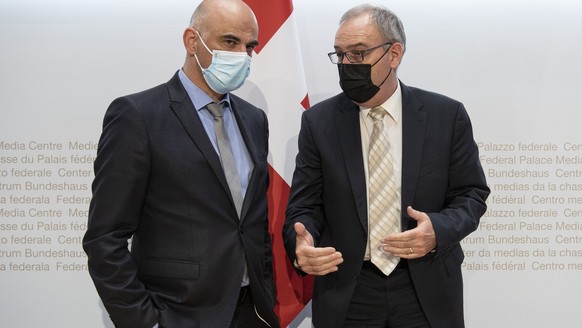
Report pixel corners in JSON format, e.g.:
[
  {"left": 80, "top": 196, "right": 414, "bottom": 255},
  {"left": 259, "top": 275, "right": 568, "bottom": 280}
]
[
  {"left": 294, "top": 222, "right": 343, "bottom": 275},
  {"left": 380, "top": 206, "right": 437, "bottom": 259}
]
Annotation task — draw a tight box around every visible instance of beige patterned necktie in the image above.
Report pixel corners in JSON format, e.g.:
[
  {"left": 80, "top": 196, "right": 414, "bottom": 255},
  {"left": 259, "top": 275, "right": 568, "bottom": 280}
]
[
  {"left": 368, "top": 106, "right": 400, "bottom": 275},
  {"left": 206, "top": 102, "right": 244, "bottom": 218}
]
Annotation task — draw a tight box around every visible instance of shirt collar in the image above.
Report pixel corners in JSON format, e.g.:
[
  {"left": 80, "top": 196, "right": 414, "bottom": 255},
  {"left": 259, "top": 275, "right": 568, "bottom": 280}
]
[
  {"left": 360, "top": 81, "right": 402, "bottom": 123},
  {"left": 178, "top": 68, "right": 232, "bottom": 111}
]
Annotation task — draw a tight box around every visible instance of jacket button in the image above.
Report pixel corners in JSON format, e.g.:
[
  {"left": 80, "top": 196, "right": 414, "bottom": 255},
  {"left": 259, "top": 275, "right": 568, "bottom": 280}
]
[{"left": 240, "top": 226, "right": 245, "bottom": 234}]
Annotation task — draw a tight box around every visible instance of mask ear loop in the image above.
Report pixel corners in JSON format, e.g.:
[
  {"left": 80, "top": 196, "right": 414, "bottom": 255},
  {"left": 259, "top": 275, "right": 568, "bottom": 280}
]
[
  {"left": 371, "top": 44, "right": 391, "bottom": 67},
  {"left": 372, "top": 44, "right": 393, "bottom": 89},
  {"left": 376, "top": 67, "right": 393, "bottom": 89},
  {"left": 193, "top": 53, "right": 206, "bottom": 72},
  {"left": 194, "top": 30, "right": 213, "bottom": 55},
  {"left": 193, "top": 30, "right": 214, "bottom": 72}
]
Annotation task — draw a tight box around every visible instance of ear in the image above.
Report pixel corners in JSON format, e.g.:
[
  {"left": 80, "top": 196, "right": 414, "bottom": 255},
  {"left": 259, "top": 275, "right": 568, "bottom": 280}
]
[
  {"left": 183, "top": 27, "right": 198, "bottom": 56},
  {"left": 389, "top": 42, "right": 404, "bottom": 68}
]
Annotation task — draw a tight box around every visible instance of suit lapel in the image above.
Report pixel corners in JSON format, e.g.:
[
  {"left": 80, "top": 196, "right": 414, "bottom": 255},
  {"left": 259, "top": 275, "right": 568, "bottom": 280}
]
[
  {"left": 400, "top": 82, "right": 427, "bottom": 230},
  {"left": 335, "top": 96, "right": 368, "bottom": 233},
  {"left": 166, "top": 73, "right": 233, "bottom": 206}
]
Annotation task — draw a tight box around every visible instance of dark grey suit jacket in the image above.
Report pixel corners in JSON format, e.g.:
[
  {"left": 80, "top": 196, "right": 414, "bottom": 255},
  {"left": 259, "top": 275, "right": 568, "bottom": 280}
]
[
  {"left": 283, "top": 82, "right": 489, "bottom": 328},
  {"left": 83, "top": 72, "right": 279, "bottom": 328}
]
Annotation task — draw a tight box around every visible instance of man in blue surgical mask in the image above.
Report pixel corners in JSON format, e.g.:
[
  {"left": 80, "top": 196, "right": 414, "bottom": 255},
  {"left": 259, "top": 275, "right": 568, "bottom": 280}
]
[
  {"left": 283, "top": 4, "right": 490, "bottom": 328},
  {"left": 83, "top": 0, "right": 279, "bottom": 327}
]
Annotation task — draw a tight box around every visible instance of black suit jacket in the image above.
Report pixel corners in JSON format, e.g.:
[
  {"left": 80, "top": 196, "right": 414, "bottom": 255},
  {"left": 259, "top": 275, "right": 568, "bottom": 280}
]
[
  {"left": 83, "top": 72, "right": 279, "bottom": 328},
  {"left": 283, "top": 82, "right": 489, "bottom": 328}
]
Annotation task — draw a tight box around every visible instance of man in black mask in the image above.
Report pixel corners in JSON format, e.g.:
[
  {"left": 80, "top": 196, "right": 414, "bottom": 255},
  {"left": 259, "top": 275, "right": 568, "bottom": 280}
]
[{"left": 283, "top": 4, "right": 489, "bottom": 328}]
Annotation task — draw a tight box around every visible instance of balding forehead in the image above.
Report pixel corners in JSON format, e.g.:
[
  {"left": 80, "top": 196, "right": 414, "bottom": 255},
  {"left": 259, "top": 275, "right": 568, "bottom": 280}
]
[{"left": 193, "top": 0, "right": 257, "bottom": 32}]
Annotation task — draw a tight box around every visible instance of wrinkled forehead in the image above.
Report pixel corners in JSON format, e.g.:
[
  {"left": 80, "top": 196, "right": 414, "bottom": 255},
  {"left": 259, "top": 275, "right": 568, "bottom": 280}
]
[{"left": 335, "top": 14, "right": 381, "bottom": 49}]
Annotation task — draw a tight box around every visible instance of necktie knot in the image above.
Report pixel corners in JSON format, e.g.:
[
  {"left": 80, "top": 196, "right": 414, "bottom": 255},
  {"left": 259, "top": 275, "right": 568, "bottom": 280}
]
[
  {"left": 206, "top": 102, "right": 224, "bottom": 119},
  {"left": 369, "top": 106, "right": 387, "bottom": 123}
]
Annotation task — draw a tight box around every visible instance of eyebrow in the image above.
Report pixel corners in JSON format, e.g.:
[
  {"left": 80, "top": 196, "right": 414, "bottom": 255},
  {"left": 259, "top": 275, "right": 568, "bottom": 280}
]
[
  {"left": 221, "top": 33, "right": 259, "bottom": 48},
  {"left": 221, "top": 33, "right": 240, "bottom": 42}
]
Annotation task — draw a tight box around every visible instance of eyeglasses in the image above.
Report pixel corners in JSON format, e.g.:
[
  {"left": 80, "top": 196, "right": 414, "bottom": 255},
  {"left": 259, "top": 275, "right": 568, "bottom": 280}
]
[{"left": 328, "top": 42, "right": 392, "bottom": 64}]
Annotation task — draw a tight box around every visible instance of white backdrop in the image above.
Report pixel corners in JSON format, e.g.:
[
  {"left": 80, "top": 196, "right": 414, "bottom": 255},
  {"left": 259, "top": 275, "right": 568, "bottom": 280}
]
[{"left": 1, "top": 0, "right": 581, "bottom": 327}]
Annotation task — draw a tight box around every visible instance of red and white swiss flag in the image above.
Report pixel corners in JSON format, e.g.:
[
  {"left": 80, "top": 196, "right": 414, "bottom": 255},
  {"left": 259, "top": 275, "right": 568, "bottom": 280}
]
[{"left": 235, "top": 0, "right": 313, "bottom": 326}]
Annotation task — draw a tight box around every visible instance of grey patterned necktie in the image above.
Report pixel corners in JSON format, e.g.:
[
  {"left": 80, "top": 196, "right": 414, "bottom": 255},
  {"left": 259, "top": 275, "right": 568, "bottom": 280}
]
[
  {"left": 206, "top": 102, "right": 243, "bottom": 218},
  {"left": 368, "top": 106, "right": 400, "bottom": 275}
]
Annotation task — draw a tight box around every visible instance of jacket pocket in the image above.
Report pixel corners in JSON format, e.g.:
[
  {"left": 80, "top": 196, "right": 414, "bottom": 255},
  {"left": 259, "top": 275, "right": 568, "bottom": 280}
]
[{"left": 141, "top": 258, "right": 200, "bottom": 279}]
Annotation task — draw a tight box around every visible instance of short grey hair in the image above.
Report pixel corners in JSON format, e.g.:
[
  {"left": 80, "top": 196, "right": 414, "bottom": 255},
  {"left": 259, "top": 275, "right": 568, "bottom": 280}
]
[{"left": 340, "top": 4, "right": 406, "bottom": 51}]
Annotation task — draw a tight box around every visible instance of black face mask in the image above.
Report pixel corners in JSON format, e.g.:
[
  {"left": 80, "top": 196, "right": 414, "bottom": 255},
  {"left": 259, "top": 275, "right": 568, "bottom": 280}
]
[{"left": 337, "top": 47, "right": 392, "bottom": 103}]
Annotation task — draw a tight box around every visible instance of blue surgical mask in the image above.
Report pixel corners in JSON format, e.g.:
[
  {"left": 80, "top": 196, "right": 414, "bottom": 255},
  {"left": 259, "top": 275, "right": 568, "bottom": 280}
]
[{"left": 194, "top": 31, "right": 251, "bottom": 94}]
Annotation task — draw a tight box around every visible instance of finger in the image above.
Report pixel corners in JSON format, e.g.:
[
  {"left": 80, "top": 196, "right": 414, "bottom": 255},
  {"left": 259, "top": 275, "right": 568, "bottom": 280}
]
[
  {"left": 382, "top": 230, "right": 414, "bottom": 245},
  {"left": 407, "top": 206, "right": 428, "bottom": 223},
  {"left": 296, "top": 245, "right": 341, "bottom": 265},
  {"left": 294, "top": 222, "right": 314, "bottom": 247},
  {"left": 381, "top": 239, "right": 431, "bottom": 258},
  {"left": 378, "top": 243, "right": 421, "bottom": 260},
  {"left": 294, "top": 222, "right": 307, "bottom": 236},
  {"left": 381, "top": 244, "right": 416, "bottom": 258},
  {"left": 300, "top": 250, "right": 342, "bottom": 265},
  {"left": 407, "top": 205, "right": 419, "bottom": 219},
  {"left": 306, "top": 265, "right": 340, "bottom": 276},
  {"left": 300, "top": 254, "right": 344, "bottom": 275}
]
